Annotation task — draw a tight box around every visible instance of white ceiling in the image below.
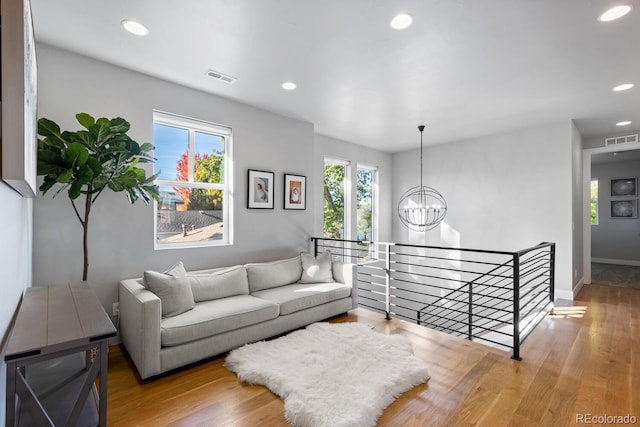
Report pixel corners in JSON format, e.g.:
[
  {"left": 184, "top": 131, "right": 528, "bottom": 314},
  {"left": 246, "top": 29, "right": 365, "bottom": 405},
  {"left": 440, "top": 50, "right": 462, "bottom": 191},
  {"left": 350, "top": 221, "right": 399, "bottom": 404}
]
[{"left": 30, "top": 0, "right": 640, "bottom": 153}]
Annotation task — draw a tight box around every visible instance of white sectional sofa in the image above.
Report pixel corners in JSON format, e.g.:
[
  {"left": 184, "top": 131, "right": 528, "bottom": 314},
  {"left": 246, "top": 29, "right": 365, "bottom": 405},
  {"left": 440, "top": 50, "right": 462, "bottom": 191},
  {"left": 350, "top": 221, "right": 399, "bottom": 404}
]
[{"left": 119, "top": 253, "right": 357, "bottom": 379}]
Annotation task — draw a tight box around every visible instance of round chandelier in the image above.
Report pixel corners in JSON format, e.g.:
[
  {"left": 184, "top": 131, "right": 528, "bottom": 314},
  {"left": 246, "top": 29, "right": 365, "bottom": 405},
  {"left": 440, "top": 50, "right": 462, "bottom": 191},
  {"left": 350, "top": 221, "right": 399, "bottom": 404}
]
[{"left": 397, "top": 125, "right": 447, "bottom": 232}]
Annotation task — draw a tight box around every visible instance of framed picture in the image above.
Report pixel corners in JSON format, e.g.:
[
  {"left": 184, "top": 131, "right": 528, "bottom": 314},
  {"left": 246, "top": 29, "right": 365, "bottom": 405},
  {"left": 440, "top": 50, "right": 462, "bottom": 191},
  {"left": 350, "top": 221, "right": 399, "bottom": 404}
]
[
  {"left": 610, "top": 177, "right": 637, "bottom": 197},
  {"left": 1, "top": 0, "right": 38, "bottom": 197},
  {"left": 247, "top": 169, "right": 274, "bottom": 209},
  {"left": 611, "top": 200, "right": 637, "bottom": 219},
  {"left": 284, "top": 174, "right": 306, "bottom": 210}
]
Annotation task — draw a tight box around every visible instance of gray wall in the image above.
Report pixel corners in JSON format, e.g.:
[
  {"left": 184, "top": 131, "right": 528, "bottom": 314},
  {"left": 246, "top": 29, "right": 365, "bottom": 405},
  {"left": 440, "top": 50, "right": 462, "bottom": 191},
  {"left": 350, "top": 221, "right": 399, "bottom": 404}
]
[
  {"left": 591, "top": 159, "right": 640, "bottom": 264},
  {"left": 392, "top": 122, "right": 576, "bottom": 300},
  {"left": 34, "top": 43, "right": 316, "bottom": 318},
  {"left": 33, "top": 43, "right": 394, "bottom": 322},
  {"left": 0, "top": 167, "right": 34, "bottom": 424},
  {"left": 313, "top": 134, "right": 393, "bottom": 241}
]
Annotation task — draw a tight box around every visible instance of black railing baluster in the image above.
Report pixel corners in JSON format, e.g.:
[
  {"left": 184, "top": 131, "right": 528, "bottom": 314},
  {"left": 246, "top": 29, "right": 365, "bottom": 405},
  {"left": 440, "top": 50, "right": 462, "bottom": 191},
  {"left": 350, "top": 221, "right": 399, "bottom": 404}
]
[
  {"left": 512, "top": 253, "right": 522, "bottom": 361},
  {"left": 468, "top": 282, "right": 473, "bottom": 341}
]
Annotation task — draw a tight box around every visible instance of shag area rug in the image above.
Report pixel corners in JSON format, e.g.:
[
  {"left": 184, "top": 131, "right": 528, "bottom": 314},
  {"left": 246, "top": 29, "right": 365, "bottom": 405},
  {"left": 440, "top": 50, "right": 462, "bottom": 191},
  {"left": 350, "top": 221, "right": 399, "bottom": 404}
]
[{"left": 224, "top": 322, "right": 430, "bottom": 427}]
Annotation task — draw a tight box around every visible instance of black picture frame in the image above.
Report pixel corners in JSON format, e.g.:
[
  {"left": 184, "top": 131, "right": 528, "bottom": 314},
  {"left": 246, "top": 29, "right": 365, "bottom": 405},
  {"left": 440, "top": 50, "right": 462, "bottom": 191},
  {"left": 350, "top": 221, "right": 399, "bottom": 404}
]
[
  {"left": 284, "top": 174, "right": 306, "bottom": 210},
  {"left": 611, "top": 199, "right": 638, "bottom": 219},
  {"left": 247, "top": 169, "right": 274, "bottom": 209},
  {"left": 610, "top": 177, "right": 637, "bottom": 197}
]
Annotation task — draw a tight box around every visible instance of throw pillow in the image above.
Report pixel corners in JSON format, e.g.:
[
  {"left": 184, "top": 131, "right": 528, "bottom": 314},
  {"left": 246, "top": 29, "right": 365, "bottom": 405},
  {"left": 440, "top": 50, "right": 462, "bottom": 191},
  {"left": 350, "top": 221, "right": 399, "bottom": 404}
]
[
  {"left": 246, "top": 256, "right": 303, "bottom": 292},
  {"left": 300, "top": 251, "right": 334, "bottom": 283},
  {"left": 143, "top": 261, "right": 195, "bottom": 317},
  {"left": 189, "top": 265, "right": 250, "bottom": 302}
]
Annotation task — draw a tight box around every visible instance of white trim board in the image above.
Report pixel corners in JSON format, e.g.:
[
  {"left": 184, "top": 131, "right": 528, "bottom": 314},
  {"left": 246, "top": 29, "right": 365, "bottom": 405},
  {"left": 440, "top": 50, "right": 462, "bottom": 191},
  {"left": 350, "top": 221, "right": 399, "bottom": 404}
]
[{"left": 591, "top": 258, "right": 640, "bottom": 267}]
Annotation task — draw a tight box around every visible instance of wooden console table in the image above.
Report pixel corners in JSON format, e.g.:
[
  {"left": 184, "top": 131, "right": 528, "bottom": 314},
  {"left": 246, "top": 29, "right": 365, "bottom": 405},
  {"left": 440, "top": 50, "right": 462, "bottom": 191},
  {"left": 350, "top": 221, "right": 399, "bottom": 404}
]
[{"left": 5, "top": 283, "right": 117, "bottom": 426}]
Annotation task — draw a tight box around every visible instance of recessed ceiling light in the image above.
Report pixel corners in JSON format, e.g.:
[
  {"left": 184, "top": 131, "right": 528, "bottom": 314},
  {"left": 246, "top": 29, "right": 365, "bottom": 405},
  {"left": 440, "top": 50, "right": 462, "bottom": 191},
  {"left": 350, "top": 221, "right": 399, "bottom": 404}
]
[
  {"left": 391, "top": 13, "right": 413, "bottom": 30},
  {"left": 613, "top": 83, "right": 634, "bottom": 91},
  {"left": 598, "top": 5, "right": 632, "bottom": 22},
  {"left": 616, "top": 120, "right": 632, "bottom": 126},
  {"left": 281, "top": 82, "right": 297, "bottom": 91},
  {"left": 121, "top": 19, "right": 149, "bottom": 36}
]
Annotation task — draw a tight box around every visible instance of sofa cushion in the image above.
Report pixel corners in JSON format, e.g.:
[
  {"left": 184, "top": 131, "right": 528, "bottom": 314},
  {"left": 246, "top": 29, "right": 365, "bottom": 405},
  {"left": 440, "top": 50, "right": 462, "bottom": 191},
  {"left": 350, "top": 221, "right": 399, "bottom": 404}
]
[
  {"left": 251, "top": 282, "right": 351, "bottom": 315},
  {"left": 160, "top": 295, "right": 279, "bottom": 347},
  {"left": 300, "top": 251, "right": 334, "bottom": 283},
  {"left": 246, "top": 256, "right": 302, "bottom": 292},
  {"left": 143, "top": 261, "right": 195, "bottom": 318},
  {"left": 188, "top": 265, "right": 249, "bottom": 302}
]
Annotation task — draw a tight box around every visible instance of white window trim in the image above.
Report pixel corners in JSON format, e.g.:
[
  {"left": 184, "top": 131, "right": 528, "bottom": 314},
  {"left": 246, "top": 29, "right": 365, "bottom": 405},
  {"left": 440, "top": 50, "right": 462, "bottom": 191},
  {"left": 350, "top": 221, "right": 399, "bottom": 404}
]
[
  {"left": 324, "top": 157, "right": 351, "bottom": 240},
  {"left": 357, "top": 164, "right": 378, "bottom": 242},
  {"left": 153, "top": 111, "right": 233, "bottom": 250}
]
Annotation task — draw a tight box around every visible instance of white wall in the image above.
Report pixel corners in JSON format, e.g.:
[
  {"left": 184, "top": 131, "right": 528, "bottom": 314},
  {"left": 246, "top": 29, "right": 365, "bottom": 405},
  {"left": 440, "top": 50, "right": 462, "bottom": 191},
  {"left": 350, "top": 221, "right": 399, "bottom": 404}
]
[
  {"left": 392, "top": 122, "right": 575, "bottom": 300},
  {"left": 0, "top": 173, "right": 33, "bottom": 423},
  {"left": 313, "top": 134, "right": 393, "bottom": 241},
  {"left": 591, "top": 159, "right": 640, "bottom": 264},
  {"left": 34, "top": 44, "right": 316, "bottom": 319},
  {"left": 571, "top": 121, "right": 584, "bottom": 292}
]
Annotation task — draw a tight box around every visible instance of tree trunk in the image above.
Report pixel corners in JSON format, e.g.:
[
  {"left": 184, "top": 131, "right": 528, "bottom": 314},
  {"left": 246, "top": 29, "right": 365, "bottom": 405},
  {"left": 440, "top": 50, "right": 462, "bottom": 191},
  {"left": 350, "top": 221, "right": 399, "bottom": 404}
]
[{"left": 82, "top": 191, "right": 92, "bottom": 281}]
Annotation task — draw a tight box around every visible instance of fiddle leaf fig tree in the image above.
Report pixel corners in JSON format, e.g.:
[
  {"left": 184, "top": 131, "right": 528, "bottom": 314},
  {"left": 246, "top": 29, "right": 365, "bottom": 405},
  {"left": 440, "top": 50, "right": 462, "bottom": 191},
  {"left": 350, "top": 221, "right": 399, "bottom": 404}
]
[{"left": 37, "top": 113, "right": 159, "bottom": 281}]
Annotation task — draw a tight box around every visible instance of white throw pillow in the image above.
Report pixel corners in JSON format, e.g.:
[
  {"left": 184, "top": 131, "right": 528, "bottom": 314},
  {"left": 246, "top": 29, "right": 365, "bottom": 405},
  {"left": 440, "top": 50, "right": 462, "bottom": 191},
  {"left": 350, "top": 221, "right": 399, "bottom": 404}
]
[
  {"left": 246, "top": 256, "right": 303, "bottom": 292},
  {"left": 143, "top": 261, "right": 195, "bottom": 317},
  {"left": 299, "top": 251, "right": 334, "bottom": 283}
]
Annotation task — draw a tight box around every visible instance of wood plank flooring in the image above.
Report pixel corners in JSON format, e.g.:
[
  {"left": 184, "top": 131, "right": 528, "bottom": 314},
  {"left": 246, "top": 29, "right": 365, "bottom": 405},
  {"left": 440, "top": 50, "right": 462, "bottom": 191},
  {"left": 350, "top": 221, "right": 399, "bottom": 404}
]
[{"left": 107, "top": 284, "right": 640, "bottom": 426}]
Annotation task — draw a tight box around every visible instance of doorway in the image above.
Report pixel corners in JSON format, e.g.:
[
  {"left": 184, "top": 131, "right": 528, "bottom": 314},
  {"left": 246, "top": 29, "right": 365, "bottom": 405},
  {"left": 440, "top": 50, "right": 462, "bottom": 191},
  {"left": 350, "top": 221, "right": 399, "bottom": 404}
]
[{"left": 583, "top": 144, "right": 640, "bottom": 287}]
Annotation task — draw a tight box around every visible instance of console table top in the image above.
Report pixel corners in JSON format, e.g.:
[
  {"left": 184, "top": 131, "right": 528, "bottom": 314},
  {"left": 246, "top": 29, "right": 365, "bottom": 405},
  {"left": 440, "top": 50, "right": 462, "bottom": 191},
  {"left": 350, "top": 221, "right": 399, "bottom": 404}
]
[{"left": 5, "top": 283, "right": 117, "bottom": 361}]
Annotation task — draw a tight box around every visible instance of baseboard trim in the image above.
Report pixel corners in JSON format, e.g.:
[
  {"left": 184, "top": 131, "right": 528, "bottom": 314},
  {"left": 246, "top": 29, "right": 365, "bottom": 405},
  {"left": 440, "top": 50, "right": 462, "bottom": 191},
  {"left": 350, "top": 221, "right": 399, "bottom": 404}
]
[
  {"left": 591, "top": 257, "right": 640, "bottom": 267},
  {"left": 555, "top": 289, "right": 575, "bottom": 301},
  {"left": 572, "top": 278, "right": 584, "bottom": 300}
]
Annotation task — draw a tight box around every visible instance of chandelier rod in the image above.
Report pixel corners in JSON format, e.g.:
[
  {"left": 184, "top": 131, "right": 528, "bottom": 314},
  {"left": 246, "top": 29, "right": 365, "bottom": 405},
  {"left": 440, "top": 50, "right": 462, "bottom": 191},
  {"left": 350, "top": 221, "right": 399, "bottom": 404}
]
[{"left": 418, "top": 125, "right": 425, "bottom": 205}]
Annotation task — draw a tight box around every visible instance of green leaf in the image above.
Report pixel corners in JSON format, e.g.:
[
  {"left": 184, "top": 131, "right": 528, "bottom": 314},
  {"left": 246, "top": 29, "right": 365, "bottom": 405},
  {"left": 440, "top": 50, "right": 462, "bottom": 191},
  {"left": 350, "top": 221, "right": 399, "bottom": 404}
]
[
  {"left": 39, "top": 176, "right": 58, "bottom": 195},
  {"left": 139, "top": 142, "right": 154, "bottom": 153},
  {"left": 109, "top": 117, "right": 130, "bottom": 134},
  {"left": 89, "top": 123, "right": 112, "bottom": 144},
  {"left": 68, "top": 181, "right": 83, "bottom": 200},
  {"left": 37, "top": 118, "right": 61, "bottom": 137},
  {"left": 56, "top": 169, "right": 73, "bottom": 183},
  {"left": 71, "top": 130, "right": 96, "bottom": 149},
  {"left": 75, "top": 165, "right": 94, "bottom": 185},
  {"left": 85, "top": 157, "right": 103, "bottom": 176},
  {"left": 76, "top": 113, "right": 95, "bottom": 129},
  {"left": 107, "top": 181, "right": 125, "bottom": 192},
  {"left": 64, "top": 143, "right": 89, "bottom": 167}
]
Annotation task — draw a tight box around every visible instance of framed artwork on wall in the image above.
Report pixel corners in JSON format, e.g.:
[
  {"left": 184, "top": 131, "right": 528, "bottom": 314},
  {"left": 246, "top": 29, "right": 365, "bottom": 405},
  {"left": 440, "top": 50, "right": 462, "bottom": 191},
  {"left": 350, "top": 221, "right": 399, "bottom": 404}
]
[
  {"left": 610, "top": 199, "right": 637, "bottom": 219},
  {"left": 284, "top": 174, "right": 306, "bottom": 210},
  {"left": 1, "top": 0, "right": 38, "bottom": 197},
  {"left": 610, "top": 177, "right": 637, "bottom": 197},
  {"left": 247, "top": 169, "right": 274, "bottom": 209}
]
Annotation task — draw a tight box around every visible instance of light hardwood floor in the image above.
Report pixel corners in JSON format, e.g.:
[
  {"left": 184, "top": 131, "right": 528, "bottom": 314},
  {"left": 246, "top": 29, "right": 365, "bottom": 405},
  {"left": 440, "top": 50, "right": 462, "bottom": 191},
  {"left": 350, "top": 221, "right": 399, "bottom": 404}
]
[{"left": 107, "top": 284, "right": 640, "bottom": 426}]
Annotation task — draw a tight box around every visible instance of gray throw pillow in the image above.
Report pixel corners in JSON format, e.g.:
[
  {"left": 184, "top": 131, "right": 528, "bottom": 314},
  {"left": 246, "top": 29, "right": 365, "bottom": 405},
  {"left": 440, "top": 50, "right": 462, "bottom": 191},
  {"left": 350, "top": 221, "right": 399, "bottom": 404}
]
[
  {"left": 143, "top": 261, "right": 195, "bottom": 317},
  {"left": 300, "top": 251, "right": 334, "bottom": 283},
  {"left": 189, "top": 265, "right": 250, "bottom": 302},
  {"left": 246, "top": 256, "right": 303, "bottom": 292}
]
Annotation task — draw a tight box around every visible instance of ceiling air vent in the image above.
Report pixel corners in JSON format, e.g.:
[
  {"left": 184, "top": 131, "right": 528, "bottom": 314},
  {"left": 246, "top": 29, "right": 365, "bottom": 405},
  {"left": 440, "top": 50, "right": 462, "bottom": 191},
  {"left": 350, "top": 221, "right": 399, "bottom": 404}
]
[
  {"left": 605, "top": 134, "right": 639, "bottom": 146},
  {"left": 206, "top": 69, "right": 237, "bottom": 84}
]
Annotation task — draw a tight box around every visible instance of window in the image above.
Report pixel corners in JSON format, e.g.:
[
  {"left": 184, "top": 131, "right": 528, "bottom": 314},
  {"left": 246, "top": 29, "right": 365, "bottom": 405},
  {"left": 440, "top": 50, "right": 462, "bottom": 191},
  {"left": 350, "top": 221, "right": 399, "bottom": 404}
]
[
  {"left": 153, "top": 111, "right": 232, "bottom": 248},
  {"left": 323, "top": 158, "right": 350, "bottom": 239},
  {"left": 356, "top": 165, "right": 377, "bottom": 241},
  {"left": 590, "top": 178, "right": 598, "bottom": 225}
]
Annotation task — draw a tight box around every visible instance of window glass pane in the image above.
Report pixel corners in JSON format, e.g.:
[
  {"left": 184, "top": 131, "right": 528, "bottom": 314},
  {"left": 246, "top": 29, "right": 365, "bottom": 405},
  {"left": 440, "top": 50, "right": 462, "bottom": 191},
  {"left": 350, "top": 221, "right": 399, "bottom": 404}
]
[
  {"left": 357, "top": 168, "right": 374, "bottom": 241},
  {"left": 154, "top": 123, "right": 189, "bottom": 181},
  {"left": 591, "top": 179, "right": 597, "bottom": 224},
  {"left": 324, "top": 162, "right": 346, "bottom": 239},
  {"left": 157, "top": 185, "right": 225, "bottom": 244},
  {"left": 194, "top": 131, "right": 225, "bottom": 184}
]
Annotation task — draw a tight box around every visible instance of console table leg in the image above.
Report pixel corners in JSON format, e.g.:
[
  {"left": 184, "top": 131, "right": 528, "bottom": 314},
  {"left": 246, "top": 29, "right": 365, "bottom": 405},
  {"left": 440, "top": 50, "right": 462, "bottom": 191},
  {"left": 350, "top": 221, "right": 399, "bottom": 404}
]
[
  {"left": 99, "top": 341, "right": 109, "bottom": 426},
  {"left": 6, "top": 361, "right": 16, "bottom": 427}
]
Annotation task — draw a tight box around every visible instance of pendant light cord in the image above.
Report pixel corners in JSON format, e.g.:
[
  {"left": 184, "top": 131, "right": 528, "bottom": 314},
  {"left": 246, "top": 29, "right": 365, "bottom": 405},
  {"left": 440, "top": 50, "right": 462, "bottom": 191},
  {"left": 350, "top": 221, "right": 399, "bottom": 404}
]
[{"left": 418, "top": 125, "right": 425, "bottom": 205}]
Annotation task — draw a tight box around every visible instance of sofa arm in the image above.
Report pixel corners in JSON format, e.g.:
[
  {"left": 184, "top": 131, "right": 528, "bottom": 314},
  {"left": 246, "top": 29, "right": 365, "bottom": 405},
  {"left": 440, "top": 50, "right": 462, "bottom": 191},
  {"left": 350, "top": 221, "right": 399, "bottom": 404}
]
[
  {"left": 332, "top": 262, "right": 358, "bottom": 309},
  {"left": 119, "top": 278, "right": 162, "bottom": 379}
]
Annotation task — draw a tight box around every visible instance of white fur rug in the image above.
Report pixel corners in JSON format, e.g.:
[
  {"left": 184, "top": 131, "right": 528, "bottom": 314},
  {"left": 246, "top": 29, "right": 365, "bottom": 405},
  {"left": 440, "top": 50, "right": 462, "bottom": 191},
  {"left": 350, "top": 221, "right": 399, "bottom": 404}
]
[{"left": 224, "top": 322, "right": 430, "bottom": 427}]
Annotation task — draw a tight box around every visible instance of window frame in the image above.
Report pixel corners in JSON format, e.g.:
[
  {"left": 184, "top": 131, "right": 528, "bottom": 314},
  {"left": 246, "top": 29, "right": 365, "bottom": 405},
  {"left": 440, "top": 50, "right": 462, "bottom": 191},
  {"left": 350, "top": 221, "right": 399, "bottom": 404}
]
[
  {"left": 323, "top": 157, "right": 351, "bottom": 240},
  {"left": 590, "top": 177, "right": 599, "bottom": 226},
  {"left": 356, "top": 164, "right": 378, "bottom": 242},
  {"left": 152, "top": 111, "right": 233, "bottom": 250}
]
